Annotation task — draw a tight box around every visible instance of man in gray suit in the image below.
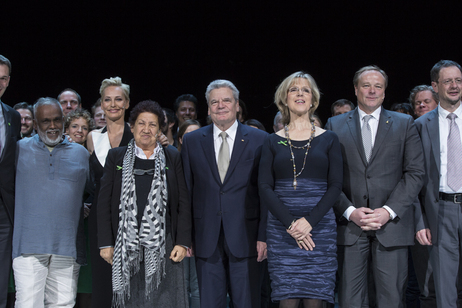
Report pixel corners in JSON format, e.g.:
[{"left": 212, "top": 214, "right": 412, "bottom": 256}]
[
  {"left": 415, "top": 60, "right": 462, "bottom": 308},
  {"left": 325, "top": 65, "right": 425, "bottom": 308}
]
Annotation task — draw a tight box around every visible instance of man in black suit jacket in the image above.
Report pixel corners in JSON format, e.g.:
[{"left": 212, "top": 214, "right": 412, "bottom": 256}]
[
  {"left": 0, "top": 55, "right": 20, "bottom": 308},
  {"left": 415, "top": 60, "right": 462, "bottom": 308},
  {"left": 181, "top": 80, "right": 267, "bottom": 308},
  {"left": 325, "top": 65, "right": 425, "bottom": 308}
]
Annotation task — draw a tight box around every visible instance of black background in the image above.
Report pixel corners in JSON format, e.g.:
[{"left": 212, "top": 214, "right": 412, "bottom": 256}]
[{"left": 2, "top": 1, "right": 461, "bottom": 130}]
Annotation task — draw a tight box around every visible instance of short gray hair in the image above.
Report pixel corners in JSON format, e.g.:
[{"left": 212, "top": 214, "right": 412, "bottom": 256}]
[
  {"left": 205, "top": 80, "right": 239, "bottom": 104},
  {"left": 33, "top": 97, "right": 63, "bottom": 116}
]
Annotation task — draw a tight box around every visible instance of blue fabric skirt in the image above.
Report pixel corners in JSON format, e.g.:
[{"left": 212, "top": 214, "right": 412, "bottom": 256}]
[{"left": 267, "top": 178, "right": 337, "bottom": 303}]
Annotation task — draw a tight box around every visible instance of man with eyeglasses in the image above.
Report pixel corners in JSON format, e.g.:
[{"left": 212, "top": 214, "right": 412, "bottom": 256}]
[
  {"left": 0, "top": 54, "right": 21, "bottom": 308},
  {"left": 57, "top": 88, "right": 81, "bottom": 116},
  {"left": 415, "top": 60, "right": 462, "bottom": 308}
]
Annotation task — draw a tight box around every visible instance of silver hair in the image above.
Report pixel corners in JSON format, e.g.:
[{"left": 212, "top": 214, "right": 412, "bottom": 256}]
[
  {"left": 205, "top": 79, "right": 239, "bottom": 104},
  {"left": 33, "top": 97, "right": 63, "bottom": 116}
]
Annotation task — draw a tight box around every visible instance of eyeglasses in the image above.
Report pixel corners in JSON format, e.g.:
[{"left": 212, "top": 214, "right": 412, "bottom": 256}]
[
  {"left": 440, "top": 78, "right": 462, "bottom": 86},
  {"left": 288, "top": 87, "right": 311, "bottom": 94},
  {"left": 0, "top": 76, "right": 9, "bottom": 83},
  {"left": 133, "top": 168, "right": 155, "bottom": 176}
]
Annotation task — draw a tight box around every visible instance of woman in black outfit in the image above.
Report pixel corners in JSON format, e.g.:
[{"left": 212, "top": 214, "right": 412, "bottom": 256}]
[
  {"left": 97, "top": 100, "right": 191, "bottom": 307},
  {"left": 86, "top": 77, "right": 133, "bottom": 307}
]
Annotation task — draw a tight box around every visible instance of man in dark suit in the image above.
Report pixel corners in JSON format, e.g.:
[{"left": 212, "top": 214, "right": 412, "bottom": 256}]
[
  {"left": 325, "top": 65, "right": 425, "bottom": 308},
  {"left": 181, "top": 79, "right": 268, "bottom": 308},
  {"left": 415, "top": 60, "right": 462, "bottom": 308},
  {"left": 0, "top": 54, "right": 20, "bottom": 308}
]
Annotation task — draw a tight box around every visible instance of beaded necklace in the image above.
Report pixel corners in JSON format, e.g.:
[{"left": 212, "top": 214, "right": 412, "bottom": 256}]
[{"left": 284, "top": 122, "right": 316, "bottom": 190}]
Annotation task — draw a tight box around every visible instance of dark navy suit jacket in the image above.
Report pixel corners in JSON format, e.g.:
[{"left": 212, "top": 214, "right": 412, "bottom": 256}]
[
  {"left": 0, "top": 102, "right": 20, "bottom": 225},
  {"left": 181, "top": 122, "right": 267, "bottom": 259}
]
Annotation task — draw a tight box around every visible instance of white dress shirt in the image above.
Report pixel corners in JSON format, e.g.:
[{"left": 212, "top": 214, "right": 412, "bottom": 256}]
[
  {"left": 438, "top": 104, "right": 462, "bottom": 193},
  {"left": 213, "top": 120, "right": 238, "bottom": 163},
  {"left": 344, "top": 106, "right": 397, "bottom": 221}
]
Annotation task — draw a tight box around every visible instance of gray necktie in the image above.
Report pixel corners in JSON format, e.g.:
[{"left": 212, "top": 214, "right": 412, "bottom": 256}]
[
  {"left": 362, "top": 115, "right": 373, "bottom": 162},
  {"left": 447, "top": 113, "right": 462, "bottom": 191},
  {"left": 218, "top": 132, "right": 230, "bottom": 183}
]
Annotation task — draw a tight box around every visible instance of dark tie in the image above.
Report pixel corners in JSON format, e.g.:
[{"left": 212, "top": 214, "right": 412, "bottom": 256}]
[
  {"left": 362, "top": 115, "right": 373, "bottom": 162},
  {"left": 218, "top": 132, "right": 230, "bottom": 183},
  {"left": 447, "top": 113, "right": 462, "bottom": 191}
]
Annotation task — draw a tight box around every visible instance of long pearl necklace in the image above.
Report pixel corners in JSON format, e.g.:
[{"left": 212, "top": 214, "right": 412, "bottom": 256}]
[{"left": 284, "top": 122, "right": 316, "bottom": 190}]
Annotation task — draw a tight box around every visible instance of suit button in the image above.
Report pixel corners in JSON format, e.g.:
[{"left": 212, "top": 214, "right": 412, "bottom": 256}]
[
  {"left": 220, "top": 191, "right": 224, "bottom": 195},
  {"left": 435, "top": 198, "right": 439, "bottom": 202},
  {"left": 363, "top": 195, "right": 367, "bottom": 199},
  {"left": 217, "top": 211, "right": 222, "bottom": 216},
  {"left": 367, "top": 175, "right": 371, "bottom": 179}
]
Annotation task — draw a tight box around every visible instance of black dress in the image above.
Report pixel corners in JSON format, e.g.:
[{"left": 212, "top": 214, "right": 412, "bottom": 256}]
[
  {"left": 258, "top": 132, "right": 343, "bottom": 303},
  {"left": 88, "top": 124, "right": 133, "bottom": 308}
]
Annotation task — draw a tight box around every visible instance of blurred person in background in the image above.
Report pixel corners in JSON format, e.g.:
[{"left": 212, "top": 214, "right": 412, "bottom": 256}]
[
  {"left": 13, "top": 102, "right": 34, "bottom": 138},
  {"left": 91, "top": 99, "right": 106, "bottom": 129}
]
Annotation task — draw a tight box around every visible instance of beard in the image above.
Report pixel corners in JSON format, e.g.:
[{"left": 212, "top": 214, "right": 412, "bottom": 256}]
[{"left": 37, "top": 127, "right": 63, "bottom": 146}]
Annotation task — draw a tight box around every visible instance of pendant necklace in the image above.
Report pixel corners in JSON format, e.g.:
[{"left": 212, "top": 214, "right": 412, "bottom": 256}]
[{"left": 285, "top": 122, "right": 316, "bottom": 190}]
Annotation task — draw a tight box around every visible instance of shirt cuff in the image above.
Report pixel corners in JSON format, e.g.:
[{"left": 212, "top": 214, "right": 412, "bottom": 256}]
[
  {"left": 343, "top": 206, "right": 356, "bottom": 221},
  {"left": 382, "top": 205, "right": 397, "bottom": 220},
  {"left": 99, "top": 246, "right": 113, "bottom": 249}
]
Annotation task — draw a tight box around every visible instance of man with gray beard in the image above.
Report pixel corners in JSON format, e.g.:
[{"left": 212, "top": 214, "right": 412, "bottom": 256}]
[{"left": 12, "top": 98, "right": 89, "bottom": 308}]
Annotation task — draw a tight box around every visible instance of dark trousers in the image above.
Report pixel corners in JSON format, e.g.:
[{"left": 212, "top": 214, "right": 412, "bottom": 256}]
[
  {"left": 0, "top": 200, "right": 13, "bottom": 308},
  {"left": 195, "top": 227, "right": 259, "bottom": 308},
  {"left": 409, "top": 240, "right": 436, "bottom": 308},
  {"left": 339, "top": 232, "right": 407, "bottom": 308}
]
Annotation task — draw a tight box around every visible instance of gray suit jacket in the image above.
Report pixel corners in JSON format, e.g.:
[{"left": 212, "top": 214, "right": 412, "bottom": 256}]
[
  {"left": 415, "top": 108, "right": 443, "bottom": 244},
  {"left": 325, "top": 108, "right": 425, "bottom": 247}
]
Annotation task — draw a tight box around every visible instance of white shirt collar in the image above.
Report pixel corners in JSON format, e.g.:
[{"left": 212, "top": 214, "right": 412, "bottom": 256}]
[
  {"left": 438, "top": 103, "right": 462, "bottom": 120},
  {"left": 134, "top": 142, "right": 161, "bottom": 160},
  {"left": 358, "top": 106, "right": 382, "bottom": 121},
  {"left": 213, "top": 120, "right": 238, "bottom": 141}
]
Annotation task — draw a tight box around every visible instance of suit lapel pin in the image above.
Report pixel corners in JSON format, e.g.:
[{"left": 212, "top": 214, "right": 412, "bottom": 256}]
[
  {"left": 8, "top": 122, "right": 11, "bottom": 126},
  {"left": 386, "top": 120, "right": 389, "bottom": 124},
  {"left": 241, "top": 139, "right": 244, "bottom": 142}
]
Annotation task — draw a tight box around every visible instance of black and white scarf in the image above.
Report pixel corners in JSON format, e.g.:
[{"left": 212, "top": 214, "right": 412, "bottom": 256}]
[{"left": 112, "top": 139, "right": 168, "bottom": 307}]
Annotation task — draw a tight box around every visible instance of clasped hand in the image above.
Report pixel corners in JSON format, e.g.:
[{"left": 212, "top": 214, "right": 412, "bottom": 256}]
[
  {"left": 350, "top": 207, "right": 390, "bottom": 231},
  {"left": 100, "top": 245, "right": 187, "bottom": 265},
  {"left": 286, "top": 217, "right": 315, "bottom": 251}
]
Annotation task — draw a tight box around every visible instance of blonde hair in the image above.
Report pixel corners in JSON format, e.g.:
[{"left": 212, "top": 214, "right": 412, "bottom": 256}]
[
  {"left": 274, "top": 71, "right": 320, "bottom": 125},
  {"left": 99, "top": 77, "right": 130, "bottom": 101}
]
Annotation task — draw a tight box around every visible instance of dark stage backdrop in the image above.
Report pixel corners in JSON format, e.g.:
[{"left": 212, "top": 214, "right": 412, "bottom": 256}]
[{"left": 2, "top": 1, "right": 461, "bottom": 130}]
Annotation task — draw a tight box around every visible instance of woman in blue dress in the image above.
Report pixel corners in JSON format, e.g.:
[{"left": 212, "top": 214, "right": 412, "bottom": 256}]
[{"left": 259, "top": 71, "right": 343, "bottom": 308}]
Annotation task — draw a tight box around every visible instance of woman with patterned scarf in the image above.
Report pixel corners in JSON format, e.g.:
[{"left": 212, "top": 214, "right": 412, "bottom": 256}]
[{"left": 97, "top": 100, "right": 192, "bottom": 307}]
